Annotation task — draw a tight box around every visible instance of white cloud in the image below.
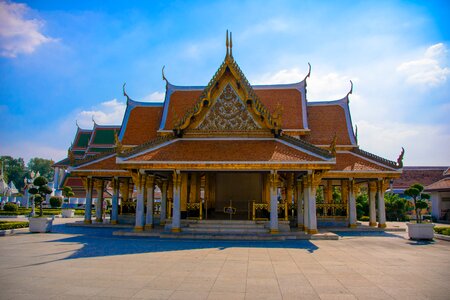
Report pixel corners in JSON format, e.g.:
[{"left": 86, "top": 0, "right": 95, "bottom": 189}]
[
  {"left": 397, "top": 43, "right": 450, "bottom": 87},
  {"left": 241, "top": 18, "right": 291, "bottom": 40},
  {"left": 142, "top": 91, "right": 165, "bottom": 102},
  {"left": 357, "top": 120, "right": 450, "bottom": 166},
  {"left": 0, "top": 1, "right": 55, "bottom": 58},
  {"left": 253, "top": 68, "right": 354, "bottom": 100},
  {"left": 0, "top": 141, "right": 66, "bottom": 163},
  {"left": 77, "top": 99, "right": 126, "bottom": 128}
]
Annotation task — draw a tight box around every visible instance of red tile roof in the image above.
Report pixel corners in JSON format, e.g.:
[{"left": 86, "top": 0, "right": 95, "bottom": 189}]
[
  {"left": 163, "top": 90, "right": 203, "bottom": 130},
  {"left": 425, "top": 178, "right": 450, "bottom": 192},
  {"left": 332, "top": 152, "right": 395, "bottom": 172},
  {"left": 122, "top": 106, "right": 163, "bottom": 145},
  {"left": 254, "top": 89, "right": 304, "bottom": 129},
  {"left": 304, "top": 104, "right": 352, "bottom": 145},
  {"left": 127, "top": 139, "right": 325, "bottom": 163},
  {"left": 392, "top": 167, "right": 447, "bottom": 189},
  {"left": 77, "top": 155, "right": 121, "bottom": 170}
]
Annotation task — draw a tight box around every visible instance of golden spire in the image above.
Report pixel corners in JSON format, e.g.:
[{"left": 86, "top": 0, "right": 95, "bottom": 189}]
[
  {"left": 230, "top": 32, "right": 233, "bottom": 57},
  {"left": 226, "top": 30, "right": 229, "bottom": 56}
]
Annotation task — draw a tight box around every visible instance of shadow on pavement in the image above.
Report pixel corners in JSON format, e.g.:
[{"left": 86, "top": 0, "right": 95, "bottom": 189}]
[{"left": 45, "top": 224, "right": 319, "bottom": 260}]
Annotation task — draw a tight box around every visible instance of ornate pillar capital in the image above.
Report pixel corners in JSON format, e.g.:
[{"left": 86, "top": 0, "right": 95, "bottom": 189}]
[{"left": 368, "top": 181, "right": 377, "bottom": 193}]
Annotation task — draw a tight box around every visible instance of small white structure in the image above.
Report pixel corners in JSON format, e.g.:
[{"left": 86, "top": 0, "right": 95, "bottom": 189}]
[{"left": 426, "top": 167, "right": 450, "bottom": 223}]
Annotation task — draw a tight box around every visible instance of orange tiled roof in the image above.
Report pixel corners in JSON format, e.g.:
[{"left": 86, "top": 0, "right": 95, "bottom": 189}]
[
  {"left": 425, "top": 178, "right": 450, "bottom": 191},
  {"left": 77, "top": 155, "right": 121, "bottom": 170},
  {"left": 304, "top": 104, "right": 352, "bottom": 145},
  {"left": 332, "top": 152, "right": 394, "bottom": 172},
  {"left": 163, "top": 90, "right": 203, "bottom": 130},
  {"left": 255, "top": 89, "right": 304, "bottom": 130},
  {"left": 127, "top": 140, "right": 326, "bottom": 162},
  {"left": 122, "top": 106, "right": 163, "bottom": 145}
]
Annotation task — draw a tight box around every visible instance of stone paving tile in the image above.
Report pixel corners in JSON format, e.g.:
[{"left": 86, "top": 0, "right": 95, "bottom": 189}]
[{"left": 0, "top": 221, "right": 449, "bottom": 300}]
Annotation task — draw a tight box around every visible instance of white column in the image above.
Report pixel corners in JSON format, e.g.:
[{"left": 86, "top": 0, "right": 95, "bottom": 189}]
[
  {"left": 296, "top": 180, "right": 304, "bottom": 229},
  {"left": 95, "top": 180, "right": 104, "bottom": 223},
  {"left": 303, "top": 177, "right": 309, "bottom": 232},
  {"left": 84, "top": 177, "right": 93, "bottom": 224},
  {"left": 111, "top": 177, "right": 119, "bottom": 225},
  {"left": 172, "top": 171, "right": 182, "bottom": 232},
  {"left": 160, "top": 180, "right": 168, "bottom": 225},
  {"left": 307, "top": 182, "right": 318, "bottom": 234},
  {"left": 348, "top": 179, "right": 357, "bottom": 228},
  {"left": 377, "top": 179, "right": 387, "bottom": 228},
  {"left": 368, "top": 182, "right": 377, "bottom": 227},
  {"left": 269, "top": 171, "right": 279, "bottom": 233},
  {"left": 134, "top": 174, "right": 145, "bottom": 231},
  {"left": 145, "top": 175, "right": 155, "bottom": 230}
]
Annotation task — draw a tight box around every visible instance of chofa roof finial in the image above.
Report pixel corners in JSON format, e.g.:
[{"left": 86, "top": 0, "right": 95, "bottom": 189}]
[
  {"left": 92, "top": 115, "right": 96, "bottom": 125},
  {"left": 354, "top": 124, "right": 358, "bottom": 144},
  {"left": 397, "top": 147, "right": 405, "bottom": 168},
  {"left": 347, "top": 80, "right": 353, "bottom": 96},
  {"left": 305, "top": 62, "right": 311, "bottom": 80},
  {"left": 75, "top": 120, "right": 79, "bottom": 129},
  {"left": 123, "top": 82, "right": 130, "bottom": 101}
]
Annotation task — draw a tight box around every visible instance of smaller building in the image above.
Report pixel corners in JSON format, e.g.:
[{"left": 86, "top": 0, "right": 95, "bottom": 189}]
[
  {"left": 425, "top": 168, "right": 450, "bottom": 222},
  {"left": 391, "top": 166, "right": 449, "bottom": 222}
]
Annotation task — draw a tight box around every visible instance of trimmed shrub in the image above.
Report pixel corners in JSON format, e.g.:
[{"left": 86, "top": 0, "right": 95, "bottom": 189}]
[
  {"left": 49, "top": 196, "right": 63, "bottom": 208},
  {"left": 359, "top": 216, "right": 370, "bottom": 221},
  {"left": 4, "top": 203, "right": 18, "bottom": 212},
  {"left": 434, "top": 227, "right": 450, "bottom": 235},
  {"left": 0, "top": 221, "right": 29, "bottom": 230}
]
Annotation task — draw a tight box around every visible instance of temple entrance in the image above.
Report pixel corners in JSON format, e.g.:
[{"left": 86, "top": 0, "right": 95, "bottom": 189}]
[{"left": 213, "top": 172, "right": 262, "bottom": 220}]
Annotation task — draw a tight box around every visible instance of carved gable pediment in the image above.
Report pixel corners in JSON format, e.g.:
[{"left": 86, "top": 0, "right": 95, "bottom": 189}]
[{"left": 197, "top": 84, "right": 260, "bottom": 131}]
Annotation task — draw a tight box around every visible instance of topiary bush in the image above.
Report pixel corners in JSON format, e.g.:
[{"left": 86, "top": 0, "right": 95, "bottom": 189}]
[
  {"left": 4, "top": 203, "right": 18, "bottom": 212},
  {"left": 359, "top": 216, "right": 370, "bottom": 221},
  {"left": 0, "top": 221, "right": 29, "bottom": 230},
  {"left": 28, "top": 176, "right": 53, "bottom": 217},
  {"left": 49, "top": 196, "right": 63, "bottom": 208}
]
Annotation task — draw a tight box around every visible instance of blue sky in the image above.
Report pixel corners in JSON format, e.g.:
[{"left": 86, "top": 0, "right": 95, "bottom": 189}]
[{"left": 0, "top": 0, "right": 449, "bottom": 165}]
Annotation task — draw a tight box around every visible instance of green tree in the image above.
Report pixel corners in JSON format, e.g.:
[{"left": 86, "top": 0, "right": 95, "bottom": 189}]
[
  {"left": 385, "top": 193, "right": 408, "bottom": 221},
  {"left": 28, "top": 158, "right": 54, "bottom": 182},
  {"left": 404, "top": 183, "right": 431, "bottom": 223},
  {"left": 62, "top": 186, "right": 75, "bottom": 203},
  {"left": 28, "top": 176, "right": 53, "bottom": 217},
  {"left": 356, "top": 193, "right": 369, "bottom": 219},
  {"left": 0, "top": 156, "right": 27, "bottom": 191}
]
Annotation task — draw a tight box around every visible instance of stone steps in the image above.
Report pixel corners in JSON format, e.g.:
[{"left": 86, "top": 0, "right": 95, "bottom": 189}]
[
  {"left": 183, "top": 227, "right": 268, "bottom": 233},
  {"left": 182, "top": 220, "right": 269, "bottom": 234}
]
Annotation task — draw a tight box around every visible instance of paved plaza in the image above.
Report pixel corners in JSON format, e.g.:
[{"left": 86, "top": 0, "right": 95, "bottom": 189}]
[{"left": 0, "top": 219, "right": 449, "bottom": 300}]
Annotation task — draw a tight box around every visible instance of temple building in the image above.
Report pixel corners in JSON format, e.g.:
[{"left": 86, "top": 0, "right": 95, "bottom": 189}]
[{"left": 53, "top": 32, "right": 403, "bottom": 234}]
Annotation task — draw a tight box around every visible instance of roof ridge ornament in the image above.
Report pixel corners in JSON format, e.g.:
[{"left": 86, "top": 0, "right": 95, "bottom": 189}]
[
  {"left": 304, "top": 62, "right": 311, "bottom": 81},
  {"left": 92, "top": 115, "right": 97, "bottom": 126},
  {"left": 123, "top": 82, "right": 130, "bottom": 102},
  {"left": 230, "top": 31, "right": 233, "bottom": 57},
  {"left": 397, "top": 147, "right": 405, "bottom": 168},
  {"left": 354, "top": 124, "right": 358, "bottom": 144},
  {"left": 346, "top": 80, "right": 353, "bottom": 101},
  {"left": 162, "top": 65, "right": 169, "bottom": 87},
  {"left": 76, "top": 120, "right": 79, "bottom": 129}
]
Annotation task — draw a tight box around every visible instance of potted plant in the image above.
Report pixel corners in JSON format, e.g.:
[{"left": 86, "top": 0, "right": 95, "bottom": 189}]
[
  {"left": 404, "top": 183, "right": 434, "bottom": 240},
  {"left": 61, "top": 186, "right": 75, "bottom": 218},
  {"left": 28, "top": 176, "right": 54, "bottom": 233}
]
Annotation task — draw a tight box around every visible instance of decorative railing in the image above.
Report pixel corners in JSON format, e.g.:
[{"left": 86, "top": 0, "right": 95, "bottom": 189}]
[
  {"left": 252, "top": 202, "right": 269, "bottom": 220},
  {"left": 186, "top": 202, "right": 203, "bottom": 220},
  {"left": 316, "top": 203, "right": 347, "bottom": 218}
]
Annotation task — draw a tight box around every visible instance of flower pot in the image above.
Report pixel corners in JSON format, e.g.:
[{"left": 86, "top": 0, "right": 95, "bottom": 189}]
[
  {"left": 61, "top": 209, "right": 75, "bottom": 218},
  {"left": 29, "top": 217, "right": 53, "bottom": 233},
  {"left": 406, "top": 222, "right": 435, "bottom": 240}
]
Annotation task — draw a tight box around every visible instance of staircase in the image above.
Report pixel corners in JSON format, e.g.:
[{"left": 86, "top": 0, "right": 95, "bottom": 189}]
[{"left": 160, "top": 220, "right": 291, "bottom": 240}]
